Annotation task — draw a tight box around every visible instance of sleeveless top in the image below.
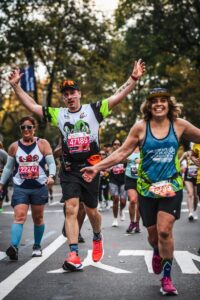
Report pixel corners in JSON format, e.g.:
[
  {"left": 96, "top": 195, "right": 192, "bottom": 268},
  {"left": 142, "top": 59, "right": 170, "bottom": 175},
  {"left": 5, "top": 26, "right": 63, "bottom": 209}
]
[
  {"left": 13, "top": 139, "right": 47, "bottom": 188},
  {"left": 137, "top": 121, "right": 183, "bottom": 197}
]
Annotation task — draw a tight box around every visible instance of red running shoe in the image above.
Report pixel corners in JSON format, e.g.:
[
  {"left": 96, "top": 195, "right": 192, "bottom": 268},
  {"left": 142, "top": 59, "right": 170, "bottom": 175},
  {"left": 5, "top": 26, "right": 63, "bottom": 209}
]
[
  {"left": 152, "top": 254, "right": 162, "bottom": 274},
  {"left": 92, "top": 236, "right": 104, "bottom": 262},
  {"left": 62, "top": 252, "right": 83, "bottom": 271},
  {"left": 160, "top": 277, "right": 178, "bottom": 295}
]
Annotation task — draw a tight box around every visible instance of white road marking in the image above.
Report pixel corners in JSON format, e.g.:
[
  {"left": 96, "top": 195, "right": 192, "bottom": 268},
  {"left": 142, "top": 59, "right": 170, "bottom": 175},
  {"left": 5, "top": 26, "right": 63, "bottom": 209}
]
[
  {"left": 48, "top": 250, "right": 132, "bottom": 274},
  {"left": 0, "top": 252, "right": 6, "bottom": 261},
  {"left": 0, "top": 235, "right": 66, "bottom": 300},
  {"left": 119, "top": 250, "right": 200, "bottom": 274}
]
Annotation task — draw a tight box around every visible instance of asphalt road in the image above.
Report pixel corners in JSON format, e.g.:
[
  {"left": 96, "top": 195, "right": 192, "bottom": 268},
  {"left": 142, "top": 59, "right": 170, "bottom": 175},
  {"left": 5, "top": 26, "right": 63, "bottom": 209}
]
[{"left": 0, "top": 186, "right": 200, "bottom": 300}]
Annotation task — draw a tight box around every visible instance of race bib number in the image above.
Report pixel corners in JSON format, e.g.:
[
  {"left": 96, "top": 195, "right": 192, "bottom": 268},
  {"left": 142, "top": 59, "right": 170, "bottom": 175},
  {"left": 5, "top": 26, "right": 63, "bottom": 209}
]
[
  {"left": 188, "top": 165, "right": 198, "bottom": 178},
  {"left": 149, "top": 180, "right": 176, "bottom": 198},
  {"left": 112, "top": 164, "right": 125, "bottom": 175},
  {"left": 19, "top": 162, "right": 39, "bottom": 179},
  {"left": 67, "top": 132, "right": 90, "bottom": 153}
]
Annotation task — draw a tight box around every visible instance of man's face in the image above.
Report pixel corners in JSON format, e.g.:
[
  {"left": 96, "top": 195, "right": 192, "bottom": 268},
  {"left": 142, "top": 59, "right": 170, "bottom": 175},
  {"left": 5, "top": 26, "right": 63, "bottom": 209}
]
[
  {"left": 150, "top": 97, "right": 169, "bottom": 118},
  {"left": 63, "top": 89, "right": 81, "bottom": 111}
]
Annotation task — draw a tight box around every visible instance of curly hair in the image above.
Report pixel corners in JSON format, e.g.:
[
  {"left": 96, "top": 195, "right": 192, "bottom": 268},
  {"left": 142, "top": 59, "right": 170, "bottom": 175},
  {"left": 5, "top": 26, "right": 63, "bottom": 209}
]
[{"left": 140, "top": 96, "right": 182, "bottom": 121}]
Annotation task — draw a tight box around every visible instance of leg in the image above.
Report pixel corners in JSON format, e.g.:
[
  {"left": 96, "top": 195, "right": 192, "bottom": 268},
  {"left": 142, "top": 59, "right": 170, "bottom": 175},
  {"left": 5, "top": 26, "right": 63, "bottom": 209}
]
[
  {"left": 84, "top": 205, "right": 103, "bottom": 262},
  {"left": 78, "top": 202, "right": 86, "bottom": 243},
  {"left": 6, "top": 204, "right": 29, "bottom": 260},
  {"left": 31, "top": 204, "right": 45, "bottom": 256},
  {"left": 65, "top": 198, "right": 79, "bottom": 245},
  {"left": 184, "top": 180, "right": 194, "bottom": 220}
]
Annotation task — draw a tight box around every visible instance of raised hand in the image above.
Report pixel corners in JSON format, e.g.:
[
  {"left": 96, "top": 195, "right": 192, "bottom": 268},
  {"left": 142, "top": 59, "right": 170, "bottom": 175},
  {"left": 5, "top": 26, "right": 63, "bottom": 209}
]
[
  {"left": 132, "top": 59, "right": 146, "bottom": 79},
  {"left": 8, "top": 68, "right": 24, "bottom": 86}
]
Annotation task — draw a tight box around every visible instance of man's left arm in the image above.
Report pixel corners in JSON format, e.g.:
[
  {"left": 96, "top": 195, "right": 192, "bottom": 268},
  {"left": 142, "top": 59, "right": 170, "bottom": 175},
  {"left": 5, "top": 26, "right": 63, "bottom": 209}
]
[{"left": 107, "top": 59, "right": 146, "bottom": 110}]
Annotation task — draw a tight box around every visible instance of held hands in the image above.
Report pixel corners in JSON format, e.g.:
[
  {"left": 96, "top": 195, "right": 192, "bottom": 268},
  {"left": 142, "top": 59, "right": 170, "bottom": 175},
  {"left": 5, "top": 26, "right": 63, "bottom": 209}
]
[
  {"left": 131, "top": 59, "right": 146, "bottom": 79},
  {"left": 46, "top": 176, "right": 55, "bottom": 187},
  {"left": 8, "top": 68, "right": 24, "bottom": 86},
  {"left": 81, "top": 166, "right": 98, "bottom": 182}
]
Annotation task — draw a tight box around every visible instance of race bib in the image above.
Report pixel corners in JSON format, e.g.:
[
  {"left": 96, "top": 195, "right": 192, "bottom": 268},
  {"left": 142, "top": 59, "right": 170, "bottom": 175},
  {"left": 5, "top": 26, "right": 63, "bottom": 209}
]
[
  {"left": 188, "top": 165, "right": 198, "bottom": 178},
  {"left": 112, "top": 164, "right": 125, "bottom": 175},
  {"left": 19, "top": 161, "right": 39, "bottom": 179},
  {"left": 67, "top": 132, "right": 90, "bottom": 153},
  {"left": 149, "top": 180, "right": 176, "bottom": 198}
]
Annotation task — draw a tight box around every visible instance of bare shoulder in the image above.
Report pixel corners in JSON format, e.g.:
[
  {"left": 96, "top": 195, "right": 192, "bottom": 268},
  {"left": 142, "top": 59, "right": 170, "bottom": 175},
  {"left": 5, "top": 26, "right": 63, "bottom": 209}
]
[
  {"left": 131, "top": 120, "right": 146, "bottom": 132},
  {"left": 8, "top": 141, "right": 18, "bottom": 156},
  {"left": 38, "top": 138, "right": 52, "bottom": 155}
]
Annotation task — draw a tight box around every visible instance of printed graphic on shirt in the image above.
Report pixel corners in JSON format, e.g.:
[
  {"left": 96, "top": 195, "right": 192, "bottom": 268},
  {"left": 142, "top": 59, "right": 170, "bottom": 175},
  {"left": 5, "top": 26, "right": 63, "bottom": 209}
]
[
  {"left": 18, "top": 154, "right": 39, "bottom": 179},
  {"left": 63, "top": 120, "right": 91, "bottom": 154}
]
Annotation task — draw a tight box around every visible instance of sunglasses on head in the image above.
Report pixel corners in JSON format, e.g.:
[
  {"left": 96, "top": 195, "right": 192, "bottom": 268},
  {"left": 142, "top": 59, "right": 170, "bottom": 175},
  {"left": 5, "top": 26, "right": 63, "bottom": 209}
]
[
  {"left": 20, "top": 125, "right": 34, "bottom": 130},
  {"left": 62, "top": 80, "right": 75, "bottom": 88}
]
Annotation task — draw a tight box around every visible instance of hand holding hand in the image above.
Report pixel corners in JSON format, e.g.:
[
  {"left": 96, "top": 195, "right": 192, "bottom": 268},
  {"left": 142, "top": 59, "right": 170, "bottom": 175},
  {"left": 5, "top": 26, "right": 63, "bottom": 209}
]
[{"left": 81, "top": 167, "right": 98, "bottom": 182}]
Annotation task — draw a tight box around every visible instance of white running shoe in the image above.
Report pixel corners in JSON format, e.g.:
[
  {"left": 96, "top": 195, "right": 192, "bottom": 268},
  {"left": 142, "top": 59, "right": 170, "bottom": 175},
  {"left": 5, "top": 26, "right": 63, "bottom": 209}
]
[
  {"left": 120, "top": 210, "right": 126, "bottom": 221},
  {"left": 193, "top": 211, "right": 198, "bottom": 220},
  {"left": 112, "top": 218, "right": 118, "bottom": 227},
  {"left": 188, "top": 212, "right": 194, "bottom": 221},
  {"left": 32, "top": 245, "right": 42, "bottom": 257}
]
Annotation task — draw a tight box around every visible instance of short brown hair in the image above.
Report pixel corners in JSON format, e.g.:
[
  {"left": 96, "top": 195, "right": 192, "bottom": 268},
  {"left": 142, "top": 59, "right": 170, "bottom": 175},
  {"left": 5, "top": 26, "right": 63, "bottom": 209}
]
[
  {"left": 19, "top": 116, "right": 37, "bottom": 127},
  {"left": 140, "top": 96, "right": 182, "bottom": 121}
]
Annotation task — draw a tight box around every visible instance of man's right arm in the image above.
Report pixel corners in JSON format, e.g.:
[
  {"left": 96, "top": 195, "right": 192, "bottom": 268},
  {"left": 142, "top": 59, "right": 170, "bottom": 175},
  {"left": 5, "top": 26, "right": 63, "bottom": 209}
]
[{"left": 8, "top": 68, "right": 43, "bottom": 117}]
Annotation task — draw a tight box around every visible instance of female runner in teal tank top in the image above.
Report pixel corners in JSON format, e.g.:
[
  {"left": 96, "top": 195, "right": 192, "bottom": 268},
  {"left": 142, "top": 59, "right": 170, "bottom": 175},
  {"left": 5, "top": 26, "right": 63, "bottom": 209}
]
[{"left": 81, "top": 87, "right": 200, "bottom": 296}]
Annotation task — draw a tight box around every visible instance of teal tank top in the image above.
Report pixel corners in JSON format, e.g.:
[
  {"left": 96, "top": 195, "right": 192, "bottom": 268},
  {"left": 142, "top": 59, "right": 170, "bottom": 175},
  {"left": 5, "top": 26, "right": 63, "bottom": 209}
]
[{"left": 137, "top": 121, "right": 183, "bottom": 197}]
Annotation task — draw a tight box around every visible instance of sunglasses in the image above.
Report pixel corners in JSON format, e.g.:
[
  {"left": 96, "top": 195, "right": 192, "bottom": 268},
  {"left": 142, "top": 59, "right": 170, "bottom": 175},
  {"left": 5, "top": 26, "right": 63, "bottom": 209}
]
[
  {"left": 113, "top": 143, "right": 120, "bottom": 146},
  {"left": 20, "top": 125, "right": 35, "bottom": 130}
]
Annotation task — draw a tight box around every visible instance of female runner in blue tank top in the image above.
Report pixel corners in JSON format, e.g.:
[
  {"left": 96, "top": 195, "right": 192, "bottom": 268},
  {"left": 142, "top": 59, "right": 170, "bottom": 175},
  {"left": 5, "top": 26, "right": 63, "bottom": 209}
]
[
  {"left": 0, "top": 116, "right": 56, "bottom": 260},
  {"left": 81, "top": 87, "right": 200, "bottom": 296}
]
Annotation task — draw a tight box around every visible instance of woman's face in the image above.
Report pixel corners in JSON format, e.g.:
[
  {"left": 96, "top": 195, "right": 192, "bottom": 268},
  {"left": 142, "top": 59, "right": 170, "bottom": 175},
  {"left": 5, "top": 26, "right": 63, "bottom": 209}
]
[
  {"left": 20, "top": 120, "right": 35, "bottom": 140},
  {"left": 112, "top": 140, "right": 121, "bottom": 150}
]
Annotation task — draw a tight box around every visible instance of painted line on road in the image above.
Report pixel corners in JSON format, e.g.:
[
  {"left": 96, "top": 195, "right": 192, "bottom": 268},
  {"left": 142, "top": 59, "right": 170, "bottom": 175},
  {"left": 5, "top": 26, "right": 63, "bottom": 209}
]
[
  {"left": 0, "top": 252, "right": 6, "bottom": 261},
  {"left": 0, "top": 235, "right": 67, "bottom": 300}
]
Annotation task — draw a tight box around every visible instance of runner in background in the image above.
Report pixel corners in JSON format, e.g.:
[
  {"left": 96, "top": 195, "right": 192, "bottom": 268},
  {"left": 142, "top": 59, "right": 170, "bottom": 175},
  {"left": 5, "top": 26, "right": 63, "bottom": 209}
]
[
  {"left": 180, "top": 145, "right": 198, "bottom": 221},
  {"left": 109, "top": 139, "right": 127, "bottom": 227},
  {"left": 0, "top": 116, "right": 56, "bottom": 260},
  {"left": 0, "top": 142, "right": 8, "bottom": 212},
  {"left": 98, "top": 150, "right": 110, "bottom": 211},
  {"left": 125, "top": 146, "right": 140, "bottom": 233}
]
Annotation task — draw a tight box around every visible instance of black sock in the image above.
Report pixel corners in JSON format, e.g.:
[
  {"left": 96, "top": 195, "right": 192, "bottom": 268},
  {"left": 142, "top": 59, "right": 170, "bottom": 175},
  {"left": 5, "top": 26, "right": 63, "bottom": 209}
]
[{"left": 93, "top": 232, "right": 101, "bottom": 241}]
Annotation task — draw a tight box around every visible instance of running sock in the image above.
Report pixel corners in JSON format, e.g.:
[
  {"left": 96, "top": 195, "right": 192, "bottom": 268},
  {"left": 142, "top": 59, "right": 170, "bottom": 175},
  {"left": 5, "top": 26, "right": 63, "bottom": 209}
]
[
  {"left": 34, "top": 224, "right": 45, "bottom": 246},
  {"left": 69, "top": 244, "right": 78, "bottom": 255},
  {"left": 153, "top": 247, "right": 160, "bottom": 256},
  {"left": 93, "top": 231, "right": 101, "bottom": 241},
  {"left": 162, "top": 258, "right": 173, "bottom": 278},
  {"left": 11, "top": 223, "right": 23, "bottom": 247}
]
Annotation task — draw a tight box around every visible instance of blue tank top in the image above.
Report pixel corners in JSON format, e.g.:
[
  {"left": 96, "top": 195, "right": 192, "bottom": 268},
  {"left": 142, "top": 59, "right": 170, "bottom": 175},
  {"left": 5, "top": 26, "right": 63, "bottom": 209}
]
[{"left": 137, "top": 121, "right": 183, "bottom": 197}]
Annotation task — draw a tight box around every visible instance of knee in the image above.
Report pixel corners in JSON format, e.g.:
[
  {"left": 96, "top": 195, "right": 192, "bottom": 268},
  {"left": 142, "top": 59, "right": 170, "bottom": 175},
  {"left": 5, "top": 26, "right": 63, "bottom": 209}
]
[
  {"left": 158, "top": 229, "right": 170, "bottom": 241},
  {"left": 65, "top": 202, "right": 78, "bottom": 216},
  {"left": 33, "top": 215, "right": 43, "bottom": 226},
  {"left": 15, "top": 214, "right": 26, "bottom": 224},
  {"left": 87, "top": 207, "right": 99, "bottom": 219}
]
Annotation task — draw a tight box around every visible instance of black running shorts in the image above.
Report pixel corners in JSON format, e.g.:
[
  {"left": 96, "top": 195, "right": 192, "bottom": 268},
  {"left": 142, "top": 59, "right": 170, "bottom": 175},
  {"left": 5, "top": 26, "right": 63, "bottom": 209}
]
[
  {"left": 138, "top": 190, "right": 183, "bottom": 228},
  {"left": 125, "top": 176, "right": 137, "bottom": 191},
  {"left": 60, "top": 169, "right": 100, "bottom": 208}
]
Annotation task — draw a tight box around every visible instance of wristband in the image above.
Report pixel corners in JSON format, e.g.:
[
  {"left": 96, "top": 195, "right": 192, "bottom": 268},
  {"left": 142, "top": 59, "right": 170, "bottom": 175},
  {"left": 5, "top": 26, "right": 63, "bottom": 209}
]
[{"left": 131, "top": 75, "right": 139, "bottom": 81}]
